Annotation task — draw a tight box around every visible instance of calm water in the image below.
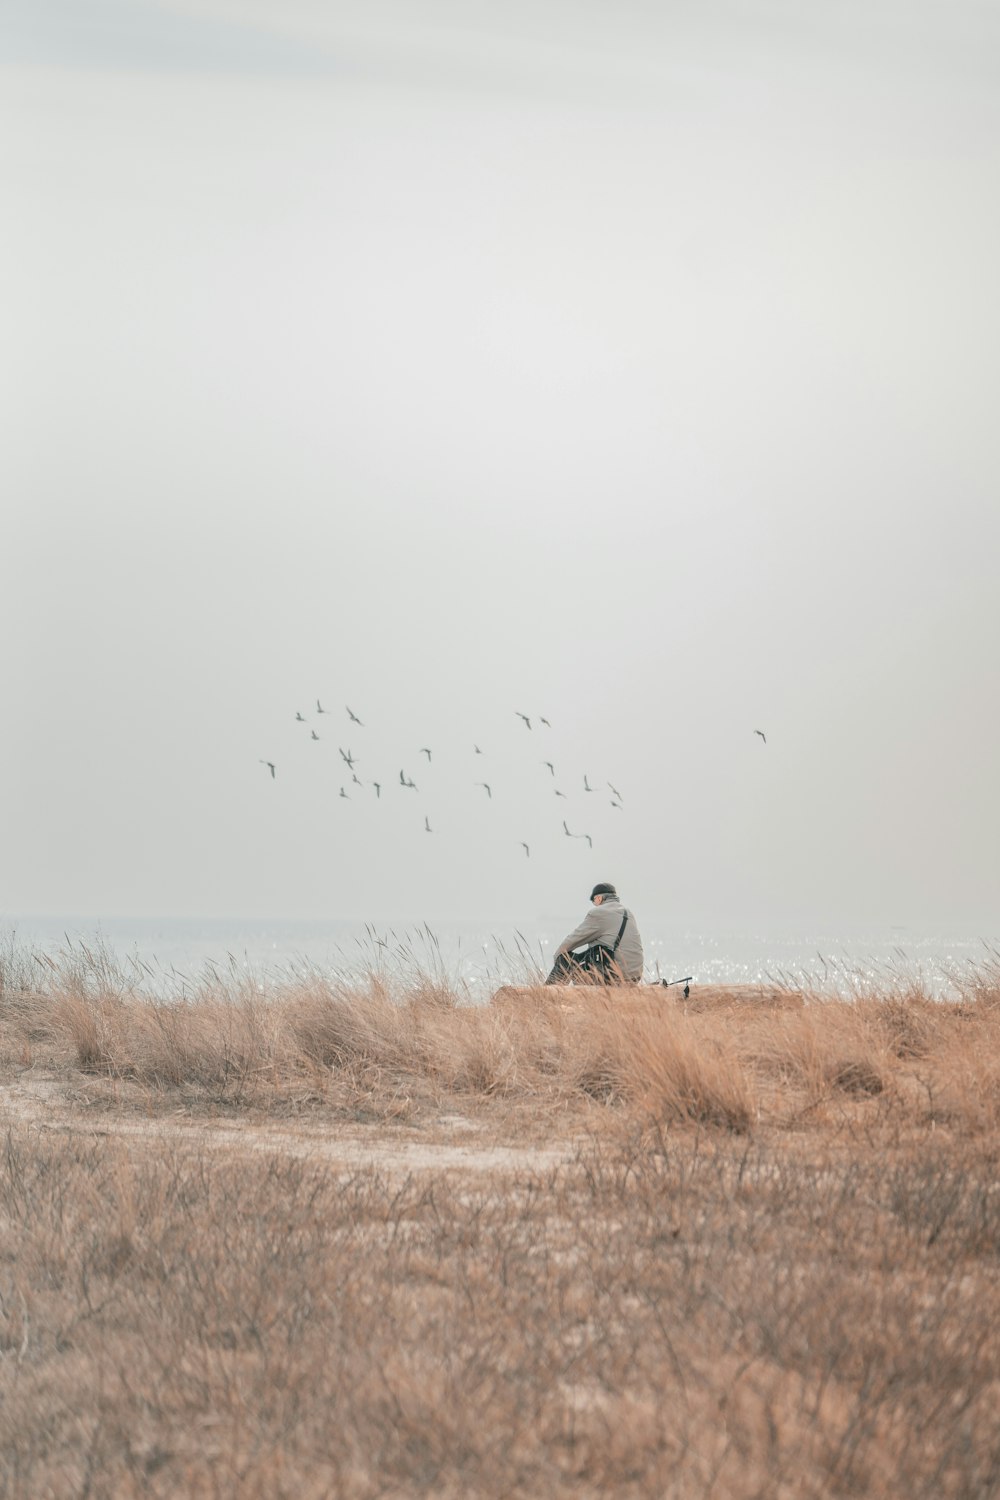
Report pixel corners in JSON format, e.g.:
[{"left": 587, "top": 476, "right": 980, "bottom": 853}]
[{"left": 4, "top": 915, "right": 997, "bottom": 999}]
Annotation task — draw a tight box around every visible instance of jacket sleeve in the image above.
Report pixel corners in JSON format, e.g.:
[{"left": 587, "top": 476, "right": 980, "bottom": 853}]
[{"left": 556, "top": 908, "right": 603, "bottom": 956}]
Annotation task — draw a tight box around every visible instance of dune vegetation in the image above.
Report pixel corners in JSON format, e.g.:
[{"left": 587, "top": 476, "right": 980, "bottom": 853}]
[{"left": 1, "top": 935, "right": 999, "bottom": 1498}]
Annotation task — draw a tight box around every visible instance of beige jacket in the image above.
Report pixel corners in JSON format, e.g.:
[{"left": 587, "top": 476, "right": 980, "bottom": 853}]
[{"left": 556, "top": 898, "right": 644, "bottom": 981}]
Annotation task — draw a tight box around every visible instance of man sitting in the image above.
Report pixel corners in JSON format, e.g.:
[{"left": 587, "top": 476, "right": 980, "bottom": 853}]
[{"left": 544, "top": 883, "right": 644, "bottom": 985}]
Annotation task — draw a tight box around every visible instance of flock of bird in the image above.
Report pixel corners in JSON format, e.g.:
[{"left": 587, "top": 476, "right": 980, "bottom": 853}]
[
  {"left": 258, "top": 701, "right": 642, "bottom": 856},
  {"left": 259, "top": 703, "right": 769, "bottom": 857}
]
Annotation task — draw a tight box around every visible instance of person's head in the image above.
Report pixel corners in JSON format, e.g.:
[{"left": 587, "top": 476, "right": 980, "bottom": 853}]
[{"left": 590, "top": 882, "right": 618, "bottom": 905}]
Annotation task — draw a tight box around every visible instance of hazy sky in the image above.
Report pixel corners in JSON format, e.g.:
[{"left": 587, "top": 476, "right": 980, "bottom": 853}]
[{"left": 4, "top": 0, "right": 999, "bottom": 929}]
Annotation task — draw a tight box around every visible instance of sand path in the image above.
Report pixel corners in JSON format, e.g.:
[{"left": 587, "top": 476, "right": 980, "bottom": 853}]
[{"left": 0, "top": 1072, "right": 570, "bottom": 1176}]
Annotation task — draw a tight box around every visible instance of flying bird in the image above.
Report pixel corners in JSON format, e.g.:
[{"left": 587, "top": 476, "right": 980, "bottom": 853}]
[
  {"left": 372, "top": 782, "right": 381, "bottom": 798},
  {"left": 554, "top": 789, "right": 567, "bottom": 798},
  {"left": 352, "top": 772, "right": 362, "bottom": 786},
  {"left": 346, "top": 706, "right": 364, "bottom": 725},
  {"left": 419, "top": 748, "right": 432, "bottom": 762},
  {"left": 339, "top": 787, "right": 349, "bottom": 799},
  {"left": 295, "top": 712, "right": 306, "bottom": 723},
  {"left": 259, "top": 760, "right": 276, "bottom": 779},
  {"left": 400, "top": 770, "right": 417, "bottom": 789},
  {"left": 339, "top": 747, "right": 356, "bottom": 769},
  {"left": 316, "top": 700, "right": 328, "bottom": 714},
  {"left": 610, "top": 801, "right": 622, "bottom": 810},
  {"left": 311, "top": 731, "right": 320, "bottom": 741},
  {"left": 476, "top": 782, "right": 492, "bottom": 798},
  {"left": 754, "top": 729, "right": 767, "bottom": 743},
  {"left": 607, "top": 782, "right": 622, "bottom": 800},
  {"left": 583, "top": 774, "right": 593, "bottom": 792},
  {"left": 563, "top": 820, "right": 593, "bottom": 849},
  {"left": 474, "top": 744, "right": 484, "bottom": 755},
  {"left": 540, "top": 717, "right": 551, "bottom": 727},
  {"left": 520, "top": 842, "right": 530, "bottom": 857},
  {"left": 424, "top": 815, "right": 432, "bottom": 833},
  {"left": 543, "top": 761, "right": 555, "bottom": 776},
  {"left": 515, "top": 712, "right": 531, "bottom": 730}
]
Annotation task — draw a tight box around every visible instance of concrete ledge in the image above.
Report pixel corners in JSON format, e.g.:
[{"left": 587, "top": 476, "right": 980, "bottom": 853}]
[{"left": 491, "top": 983, "right": 805, "bottom": 1012}]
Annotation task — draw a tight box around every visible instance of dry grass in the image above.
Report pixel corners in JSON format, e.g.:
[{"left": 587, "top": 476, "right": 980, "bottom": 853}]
[
  {"left": 2, "top": 941, "right": 1000, "bottom": 1497},
  {"left": 17, "top": 951, "right": 1000, "bottom": 1136}
]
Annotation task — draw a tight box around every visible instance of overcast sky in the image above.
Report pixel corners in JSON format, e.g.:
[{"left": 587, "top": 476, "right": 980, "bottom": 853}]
[{"left": 4, "top": 0, "right": 999, "bottom": 930}]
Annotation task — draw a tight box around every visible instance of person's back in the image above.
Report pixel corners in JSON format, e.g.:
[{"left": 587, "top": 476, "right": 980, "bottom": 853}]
[
  {"left": 595, "top": 896, "right": 643, "bottom": 981},
  {"left": 545, "top": 882, "right": 644, "bottom": 984}
]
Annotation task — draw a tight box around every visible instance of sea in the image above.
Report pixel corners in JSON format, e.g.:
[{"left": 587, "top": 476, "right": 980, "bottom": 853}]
[{"left": 3, "top": 915, "right": 997, "bottom": 1001}]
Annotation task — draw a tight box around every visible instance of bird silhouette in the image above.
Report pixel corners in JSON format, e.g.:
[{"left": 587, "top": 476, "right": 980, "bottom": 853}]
[
  {"left": 352, "top": 772, "right": 362, "bottom": 786},
  {"left": 543, "top": 761, "right": 555, "bottom": 776},
  {"left": 311, "top": 731, "right": 320, "bottom": 741},
  {"left": 424, "top": 815, "right": 432, "bottom": 833},
  {"left": 607, "top": 782, "right": 622, "bottom": 800},
  {"left": 400, "top": 770, "right": 417, "bottom": 790},
  {"left": 339, "top": 787, "right": 349, "bottom": 799},
  {"left": 540, "top": 717, "right": 551, "bottom": 727},
  {"left": 372, "top": 782, "right": 381, "bottom": 798},
  {"left": 295, "top": 712, "right": 306, "bottom": 723},
  {"left": 610, "top": 801, "right": 622, "bottom": 810},
  {"left": 515, "top": 712, "right": 531, "bottom": 729},
  {"left": 554, "top": 789, "right": 567, "bottom": 798},
  {"left": 563, "top": 820, "right": 593, "bottom": 849},
  {"left": 316, "top": 700, "right": 328, "bottom": 714},
  {"left": 476, "top": 783, "right": 492, "bottom": 798},
  {"left": 520, "top": 842, "right": 530, "bottom": 857},
  {"left": 419, "top": 748, "right": 432, "bottom": 762},
  {"left": 754, "top": 729, "right": 767, "bottom": 743},
  {"left": 339, "top": 747, "right": 356, "bottom": 769},
  {"left": 346, "top": 706, "right": 364, "bottom": 725},
  {"left": 583, "top": 774, "right": 593, "bottom": 792},
  {"left": 474, "top": 744, "right": 484, "bottom": 755},
  {"left": 259, "top": 760, "right": 276, "bottom": 779}
]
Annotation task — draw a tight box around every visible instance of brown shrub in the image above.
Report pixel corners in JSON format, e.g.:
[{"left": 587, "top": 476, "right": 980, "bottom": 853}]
[
  {"left": 855, "top": 994, "right": 947, "bottom": 1059},
  {"left": 2, "top": 1119, "right": 998, "bottom": 1498}
]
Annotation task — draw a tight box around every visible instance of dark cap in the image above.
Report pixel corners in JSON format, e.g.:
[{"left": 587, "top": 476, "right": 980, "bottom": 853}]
[{"left": 590, "top": 882, "right": 618, "bottom": 900}]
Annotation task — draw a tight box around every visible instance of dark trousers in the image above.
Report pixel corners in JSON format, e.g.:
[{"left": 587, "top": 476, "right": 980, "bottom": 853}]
[{"left": 544, "top": 946, "right": 626, "bottom": 986}]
